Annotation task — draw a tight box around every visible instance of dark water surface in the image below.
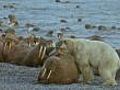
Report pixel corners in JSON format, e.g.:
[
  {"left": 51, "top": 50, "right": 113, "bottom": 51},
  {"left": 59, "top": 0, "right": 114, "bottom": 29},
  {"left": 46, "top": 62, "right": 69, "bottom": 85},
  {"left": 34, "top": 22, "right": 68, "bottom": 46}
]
[{"left": 0, "top": 0, "right": 120, "bottom": 48}]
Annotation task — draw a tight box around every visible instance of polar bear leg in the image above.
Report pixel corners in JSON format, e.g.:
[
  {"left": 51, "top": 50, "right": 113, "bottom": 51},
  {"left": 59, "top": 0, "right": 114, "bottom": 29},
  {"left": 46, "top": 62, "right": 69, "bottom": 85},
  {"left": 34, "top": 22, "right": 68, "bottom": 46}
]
[
  {"left": 99, "top": 68, "right": 117, "bottom": 86},
  {"left": 80, "top": 64, "right": 94, "bottom": 84}
]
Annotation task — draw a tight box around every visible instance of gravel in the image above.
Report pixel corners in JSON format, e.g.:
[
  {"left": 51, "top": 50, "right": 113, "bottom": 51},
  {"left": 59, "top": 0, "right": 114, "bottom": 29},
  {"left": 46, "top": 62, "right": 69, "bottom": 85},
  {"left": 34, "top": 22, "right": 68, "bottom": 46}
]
[{"left": 0, "top": 63, "right": 120, "bottom": 90}]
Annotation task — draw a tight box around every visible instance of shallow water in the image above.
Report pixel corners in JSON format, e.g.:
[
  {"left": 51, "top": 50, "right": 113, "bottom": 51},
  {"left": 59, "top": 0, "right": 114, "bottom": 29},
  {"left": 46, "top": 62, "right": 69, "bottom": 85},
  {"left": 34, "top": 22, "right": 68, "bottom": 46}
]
[{"left": 0, "top": 0, "right": 120, "bottom": 48}]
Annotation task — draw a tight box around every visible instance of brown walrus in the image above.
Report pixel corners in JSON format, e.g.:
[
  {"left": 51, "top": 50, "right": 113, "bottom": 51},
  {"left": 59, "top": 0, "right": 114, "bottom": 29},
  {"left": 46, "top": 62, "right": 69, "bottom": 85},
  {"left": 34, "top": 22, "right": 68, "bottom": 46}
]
[
  {"left": 38, "top": 44, "right": 79, "bottom": 84},
  {"left": 0, "top": 32, "right": 54, "bottom": 67},
  {"left": 0, "top": 33, "right": 32, "bottom": 64},
  {"left": 6, "top": 43, "right": 32, "bottom": 65},
  {"left": 22, "top": 41, "right": 54, "bottom": 67},
  {"left": 2, "top": 33, "right": 23, "bottom": 62},
  {"left": 0, "top": 33, "right": 19, "bottom": 62}
]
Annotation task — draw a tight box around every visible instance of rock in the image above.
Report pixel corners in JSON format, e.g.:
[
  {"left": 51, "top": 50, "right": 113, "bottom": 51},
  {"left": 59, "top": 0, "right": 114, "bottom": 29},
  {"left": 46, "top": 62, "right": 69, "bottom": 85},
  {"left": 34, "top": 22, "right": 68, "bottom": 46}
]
[
  {"left": 111, "top": 26, "right": 116, "bottom": 30},
  {"left": 46, "top": 30, "right": 54, "bottom": 37},
  {"left": 3, "top": 17, "right": 7, "bottom": 19},
  {"left": 60, "top": 28, "right": 66, "bottom": 32},
  {"left": 0, "top": 29, "right": 3, "bottom": 32},
  {"left": 32, "top": 27, "right": 40, "bottom": 32},
  {"left": 85, "top": 24, "right": 96, "bottom": 29},
  {"left": 65, "top": 27, "right": 71, "bottom": 30},
  {"left": 25, "top": 23, "right": 35, "bottom": 28},
  {"left": 85, "top": 24, "right": 91, "bottom": 29},
  {"left": 3, "top": 3, "right": 16, "bottom": 9},
  {"left": 98, "top": 25, "right": 107, "bottom": 31},
  {"left": 87, "top": 35, "right": 104, "bottom": 41},
  {"left": 55, "top": 0, "right": 61, "bottom": 2},
  {"left": 117, "top": 27, "right": 120, "bottom": 30},
  {"left": 78, "top": 18, "right": 82, "bottom": 22},
  {"left": 60, "top": 19, "right": 67, "bottom": 23},
  {"left": 76, "top": 5, "right": 80, "bottom": 8},
  {"left": 70, "top": 35, "right": 76, "bottom": 38},
  {"left": 55, "top": 0, "right": 70, "bottom": 3}
]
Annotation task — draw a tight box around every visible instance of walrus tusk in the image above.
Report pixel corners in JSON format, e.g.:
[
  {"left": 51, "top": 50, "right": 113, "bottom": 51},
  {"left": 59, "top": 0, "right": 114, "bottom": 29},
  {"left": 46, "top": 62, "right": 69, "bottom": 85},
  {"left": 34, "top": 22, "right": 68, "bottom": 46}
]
[
  {"left": 35, "top": 42, "right": 39, "bottom": 45},
  {"left": 41, "top": 47, "right": 46, "bottom": 60},
  {"left": 38, "top": 46, "right": 43, "bottom": 58},
  {"left": 41, "top": 68, "right": 46, "bottom": 77},
  {"left": 8, "top": 42, "right": 12, "bottom": 50},
  {"left": 47, "top": 70, "right": 52, "bottom": 79}
]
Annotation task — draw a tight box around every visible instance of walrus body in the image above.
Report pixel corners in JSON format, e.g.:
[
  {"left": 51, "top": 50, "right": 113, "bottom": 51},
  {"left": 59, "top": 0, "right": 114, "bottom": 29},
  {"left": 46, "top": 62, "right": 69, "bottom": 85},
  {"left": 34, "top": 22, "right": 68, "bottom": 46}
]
[
  {"left": 22, "top": 44, "right": 45, "bottom": 67},
  {"left": 38, "top": 54, "right": 79, "bottom": 84},
  {"left": 7, "top": 43, "right": 32, "bottom": 65}
]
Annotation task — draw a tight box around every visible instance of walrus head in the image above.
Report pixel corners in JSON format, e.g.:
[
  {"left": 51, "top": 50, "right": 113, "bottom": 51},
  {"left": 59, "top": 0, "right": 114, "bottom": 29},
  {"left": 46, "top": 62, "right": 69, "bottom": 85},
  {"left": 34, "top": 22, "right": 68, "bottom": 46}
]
[
  {"left": 38, "top": 55, "right": 79, "bottom": 84},
  {"left": 1, "top": 33, "right": 20, "bottom": 60},
  {"left": 22, "top": 39, "right": 55, "bottom": 67}
]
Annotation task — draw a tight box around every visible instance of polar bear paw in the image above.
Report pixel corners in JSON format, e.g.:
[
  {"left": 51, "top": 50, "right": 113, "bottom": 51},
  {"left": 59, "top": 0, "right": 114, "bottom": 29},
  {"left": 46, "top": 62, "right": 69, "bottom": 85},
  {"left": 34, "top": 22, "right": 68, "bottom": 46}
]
[{"left": 103, "top": 80, "right": 117, "bottom": 86}]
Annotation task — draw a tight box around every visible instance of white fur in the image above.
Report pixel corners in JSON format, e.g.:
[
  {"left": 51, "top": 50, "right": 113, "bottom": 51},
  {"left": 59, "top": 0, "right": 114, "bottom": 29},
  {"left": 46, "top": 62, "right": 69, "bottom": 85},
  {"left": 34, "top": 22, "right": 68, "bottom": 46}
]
[{"left": 62, "top": 38, "right": 120, "bottom": 86}]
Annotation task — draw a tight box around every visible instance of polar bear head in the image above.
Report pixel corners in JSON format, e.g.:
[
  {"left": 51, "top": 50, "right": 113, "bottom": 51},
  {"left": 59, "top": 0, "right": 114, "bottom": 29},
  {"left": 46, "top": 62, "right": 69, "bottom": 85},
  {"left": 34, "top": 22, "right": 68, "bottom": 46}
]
[{"left": 55, "top": 38, "right": 75, "bottom": 56}]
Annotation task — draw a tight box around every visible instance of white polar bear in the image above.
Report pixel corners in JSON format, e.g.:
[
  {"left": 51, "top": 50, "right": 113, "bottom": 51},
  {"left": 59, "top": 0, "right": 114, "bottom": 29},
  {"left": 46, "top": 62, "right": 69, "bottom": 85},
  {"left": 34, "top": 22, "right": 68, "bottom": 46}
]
[{"left": 58, "top": 38, "right": 120, "bottom": 86}]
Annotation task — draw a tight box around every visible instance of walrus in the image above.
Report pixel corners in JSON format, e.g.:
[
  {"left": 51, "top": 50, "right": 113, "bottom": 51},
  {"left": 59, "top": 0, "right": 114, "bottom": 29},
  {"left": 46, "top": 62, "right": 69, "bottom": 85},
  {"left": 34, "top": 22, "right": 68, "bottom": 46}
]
[
  {"left": 22, "top": 41, "right": 54, "bottom": 67},
  {"left": 6, "top": 43, "right": 32, "bottom": 65},
  {"left": 38, "top": 54, "right": 79, "bottom": 84},
  {"left": 0, "top": 33, "right": 23, "bottom": 62},
  {"left": 0, "top": 33, "right": 33, "bottom": 64},
  {"left": 0, "top": 33, "right": 20, "bottom": 62}
]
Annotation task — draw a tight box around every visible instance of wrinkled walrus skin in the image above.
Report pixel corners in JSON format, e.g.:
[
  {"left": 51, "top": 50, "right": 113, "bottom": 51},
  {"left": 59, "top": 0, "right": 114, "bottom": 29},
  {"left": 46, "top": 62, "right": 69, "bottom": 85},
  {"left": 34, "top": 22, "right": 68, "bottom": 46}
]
[
  {"left": 22, "top": 44, "right": 48, "bottom": 67},
  {"left": 7, "top": 43, "right": 32, "bottom": 65},
  {"left": 38, "top": 54, "right": 79, "bottom": 84}
]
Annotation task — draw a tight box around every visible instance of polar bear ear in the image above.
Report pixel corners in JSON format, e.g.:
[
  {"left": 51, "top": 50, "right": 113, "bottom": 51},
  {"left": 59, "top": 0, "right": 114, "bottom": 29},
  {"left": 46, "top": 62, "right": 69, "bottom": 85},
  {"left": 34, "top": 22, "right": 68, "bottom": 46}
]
[
  {"left": 63, "top": 40, "right": 67, "bottom": 44},
  {"left": 63, "top": 40, "right": 69, "bottom": 46}
]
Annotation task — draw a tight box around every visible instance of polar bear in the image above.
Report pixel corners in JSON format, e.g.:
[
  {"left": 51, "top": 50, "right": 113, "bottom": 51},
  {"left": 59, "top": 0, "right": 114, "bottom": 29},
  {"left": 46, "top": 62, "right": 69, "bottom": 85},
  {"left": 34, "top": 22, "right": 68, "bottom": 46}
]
[{"left": 57, "top": 38, "right": 120, "bottom": 86}]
